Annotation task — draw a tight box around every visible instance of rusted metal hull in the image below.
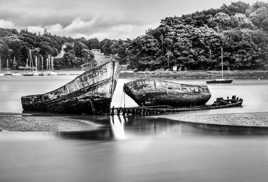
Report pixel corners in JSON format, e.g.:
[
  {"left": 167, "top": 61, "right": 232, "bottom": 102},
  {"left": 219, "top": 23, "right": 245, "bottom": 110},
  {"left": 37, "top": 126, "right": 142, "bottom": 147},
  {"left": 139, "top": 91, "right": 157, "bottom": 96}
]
[
  {"left": 21, "top": 61, "right": 120, "bottom": 114},
  {"left": 124, "top": 79, "right": 211, "bottom": 107}
]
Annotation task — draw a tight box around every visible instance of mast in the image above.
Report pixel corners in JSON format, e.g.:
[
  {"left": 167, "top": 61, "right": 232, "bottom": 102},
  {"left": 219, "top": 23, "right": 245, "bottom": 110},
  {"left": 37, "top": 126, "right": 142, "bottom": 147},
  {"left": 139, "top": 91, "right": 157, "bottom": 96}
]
[
  {"left": 35, "top": 56, "right": 38, "bottom": 72},
  {"left": 48, "top": 55, "right": 51, "bottom": 70},
  {"left": 6, "top": 58, "right": 8, "bottom": 71},
  {"left": 29, "top": 49, "right": 34, "bottom": 71},
  {"left": 46, "top": 57, "right": 48, "bottom": 70},
  {"left": 110, "top": 58, "right": 115, "bottom": 95},
  {"left": 221, "top": 47, "right": 224, "bottom": 79},
  {"left": 26, "top": 58, "right": 29, "bottom": 68},
  {"left": 41, "top": 55, "right": 44, "bottom": 71},
  {"left": 13, "top": 56, "right": 16, "bottom": 68},
  {"left": 51, "top": 56, "right": 54, "bottom": 70},
  {"left": 0, "top": 57, "right": 1, "bottom": 72}
]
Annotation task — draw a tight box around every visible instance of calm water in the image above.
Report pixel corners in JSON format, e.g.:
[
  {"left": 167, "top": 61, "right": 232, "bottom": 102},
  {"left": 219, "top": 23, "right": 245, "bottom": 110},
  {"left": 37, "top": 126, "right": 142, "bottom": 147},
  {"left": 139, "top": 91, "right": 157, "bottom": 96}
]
[{"left": 1, "top": 76, "right": 268, "bottom": 182}]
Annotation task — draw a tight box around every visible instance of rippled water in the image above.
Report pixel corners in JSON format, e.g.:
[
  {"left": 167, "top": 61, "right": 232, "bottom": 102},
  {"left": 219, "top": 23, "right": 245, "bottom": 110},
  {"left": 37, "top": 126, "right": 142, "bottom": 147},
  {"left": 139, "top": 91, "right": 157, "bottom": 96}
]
[{"left": 1, "top": 76, "right": 268, "bottom": 182}]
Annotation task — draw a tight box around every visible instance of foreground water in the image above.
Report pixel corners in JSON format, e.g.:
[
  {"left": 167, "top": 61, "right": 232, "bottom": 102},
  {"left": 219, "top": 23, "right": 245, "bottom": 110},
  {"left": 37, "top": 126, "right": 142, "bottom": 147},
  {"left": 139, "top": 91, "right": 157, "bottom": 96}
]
[{"left": 1, "top": 76, "right": 268, "bottom": 182}]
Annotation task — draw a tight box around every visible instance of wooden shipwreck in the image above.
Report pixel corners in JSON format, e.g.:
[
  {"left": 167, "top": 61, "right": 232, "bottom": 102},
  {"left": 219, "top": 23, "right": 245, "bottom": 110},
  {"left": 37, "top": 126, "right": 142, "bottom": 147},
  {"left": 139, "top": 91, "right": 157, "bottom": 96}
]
[
  {"left": 111, "top": 96, "right": 243, "bottom": 116},
  {"left": 21, "top": 61, "right": 120, "bottom": 114},
  {"left": 123, "top": 79, "right": 211, "bottom": 107}
]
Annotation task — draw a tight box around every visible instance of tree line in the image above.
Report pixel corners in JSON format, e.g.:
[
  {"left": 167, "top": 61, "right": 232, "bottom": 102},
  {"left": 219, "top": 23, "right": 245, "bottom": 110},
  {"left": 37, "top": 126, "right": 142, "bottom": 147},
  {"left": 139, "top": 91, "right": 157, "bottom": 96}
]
[{"left": 1, "top": 1, "right": 268, "bottom": 71}]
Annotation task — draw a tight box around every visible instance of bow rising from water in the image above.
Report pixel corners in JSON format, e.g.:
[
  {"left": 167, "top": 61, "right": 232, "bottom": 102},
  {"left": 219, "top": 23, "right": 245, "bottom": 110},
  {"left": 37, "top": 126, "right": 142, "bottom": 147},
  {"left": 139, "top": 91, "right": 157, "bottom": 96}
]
[{"left": 21, "top": 60, "right": 120, "bottom": 115}]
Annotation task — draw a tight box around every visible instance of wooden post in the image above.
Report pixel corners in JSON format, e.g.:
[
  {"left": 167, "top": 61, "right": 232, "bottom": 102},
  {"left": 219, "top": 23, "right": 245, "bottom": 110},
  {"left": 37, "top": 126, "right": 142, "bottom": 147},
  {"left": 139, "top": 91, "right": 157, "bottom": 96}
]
[
  {"left": 89, "top": 99, "right": 95, "bottom": 114},
  {"left": 111, "top": 106, "right": 114, "bottom": 115}
]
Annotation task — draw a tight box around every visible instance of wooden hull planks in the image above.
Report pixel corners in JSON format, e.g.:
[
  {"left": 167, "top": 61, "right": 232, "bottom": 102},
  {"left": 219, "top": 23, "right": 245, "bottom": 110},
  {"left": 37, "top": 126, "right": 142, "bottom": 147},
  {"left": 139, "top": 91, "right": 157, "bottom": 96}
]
[
  {"left": 21, "top": 61, "right": 120, "bottom": 115},
  {"left": 111, "top": 99, "right": 243, "bottom": 116},
  {"left": 124, "top": 79, "right": 211, "bottom": 107}
]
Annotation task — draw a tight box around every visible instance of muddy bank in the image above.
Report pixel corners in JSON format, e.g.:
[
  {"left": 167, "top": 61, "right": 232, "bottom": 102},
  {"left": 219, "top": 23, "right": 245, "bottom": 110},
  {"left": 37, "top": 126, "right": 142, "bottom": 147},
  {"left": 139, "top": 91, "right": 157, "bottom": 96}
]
[
  {"left": 120, "top": 70, "right": 268, "bottom": 80},
  {"left": 156, "top": 112, "right": 268, "bottom": 128},
  {"left": 0, "top": 115, "right": 104, "bottom": 132}
]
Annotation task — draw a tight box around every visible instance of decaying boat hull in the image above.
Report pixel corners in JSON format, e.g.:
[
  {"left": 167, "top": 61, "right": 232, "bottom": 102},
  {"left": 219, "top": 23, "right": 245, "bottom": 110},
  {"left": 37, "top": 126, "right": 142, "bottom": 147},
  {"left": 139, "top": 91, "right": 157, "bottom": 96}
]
[
  {"left": 206, "top": 79, "right": 233, "bottom": 84},
  {"left": 21, "top": 61, "right": 120, "bottom": 114},
  {"left": 22, "top": 96, "right": 111, "bottom": 114},
  {"left": 124, "top": 79, "right": 211, "bottom": 107}
]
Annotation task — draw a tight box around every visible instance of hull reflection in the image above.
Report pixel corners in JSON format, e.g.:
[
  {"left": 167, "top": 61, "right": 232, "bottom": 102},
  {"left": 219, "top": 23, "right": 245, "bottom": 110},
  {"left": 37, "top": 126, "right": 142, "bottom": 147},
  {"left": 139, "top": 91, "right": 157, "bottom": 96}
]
[
  {"left": 110, "top": 115, "right": 127, "bottom": 140},
  {"left": 58, "top": 115, "right": 268, "bottom": 141}
]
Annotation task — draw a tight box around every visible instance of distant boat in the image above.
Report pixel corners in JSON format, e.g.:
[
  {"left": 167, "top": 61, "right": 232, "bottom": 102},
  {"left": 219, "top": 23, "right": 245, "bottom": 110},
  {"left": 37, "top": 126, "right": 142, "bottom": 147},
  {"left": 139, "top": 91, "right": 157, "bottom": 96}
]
[
  {"left": 124, "top": 79, "right": 211, "bottom": 107},
  {"left": 21, "top": 60, "right": 120, "bottom": 114},
  {"left": 206, "top": 79, "right": 233, "bottom": 84},
  {"left": 4, "top": 58, "right": 13, "bottom": 76},
  {"left": 0, "top": 57, "right": 2, "bottom": 76},
  {"left": 22, "top": 72, "right": 34, "bottom": 76},
  {"left": 207, "top": 47, "right": 233, "bottom": 84}
]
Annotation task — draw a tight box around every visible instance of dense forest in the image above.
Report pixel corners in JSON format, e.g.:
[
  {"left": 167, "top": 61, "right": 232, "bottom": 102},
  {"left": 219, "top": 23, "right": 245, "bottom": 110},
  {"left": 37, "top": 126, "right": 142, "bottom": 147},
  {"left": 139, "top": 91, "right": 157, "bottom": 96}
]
[
  {"left": 0, "top": 29, "right": 99, "bottom": 69},
  {"left": 104, "top": 1, "right": 268, "bottom": 71},
  {"left": 0, "top": 1, "right": 268, "bottom": 71}
]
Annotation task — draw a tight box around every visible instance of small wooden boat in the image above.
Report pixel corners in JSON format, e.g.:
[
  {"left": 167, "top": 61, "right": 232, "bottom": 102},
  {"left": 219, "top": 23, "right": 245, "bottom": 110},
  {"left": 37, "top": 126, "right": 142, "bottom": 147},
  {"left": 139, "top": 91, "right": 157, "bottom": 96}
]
[
  {"left": 123, "top": 79, "right": 211, "bottom": 107},
  {"left": 21, "top": 61, "right": 120, "bottom": 114},
  {"left": 22, "top": 72, "right": 34, "bottom": 76},
  {"left": 206, "top": 79, "right": 233, "bottom": 84}
]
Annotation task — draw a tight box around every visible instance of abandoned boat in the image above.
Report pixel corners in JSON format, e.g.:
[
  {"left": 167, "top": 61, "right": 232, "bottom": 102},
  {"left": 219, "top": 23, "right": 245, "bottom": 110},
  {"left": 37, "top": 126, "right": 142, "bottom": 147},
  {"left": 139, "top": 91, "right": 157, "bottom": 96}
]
[
  {"left": 123, "top": 79, "right": 211, "bottom": 107},
  {"left": 111, "top": 96, "right": 243, "bottom": 116},
  {"left": 21, "top": 61, "right": 120, "bottom": 114}
]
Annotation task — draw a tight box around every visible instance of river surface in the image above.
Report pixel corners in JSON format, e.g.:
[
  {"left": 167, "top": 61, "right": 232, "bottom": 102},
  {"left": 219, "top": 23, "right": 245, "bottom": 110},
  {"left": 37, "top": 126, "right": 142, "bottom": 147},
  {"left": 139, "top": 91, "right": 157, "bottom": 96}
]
[{"left": 1, "top": 76, "right": 268, "bottom": 182}]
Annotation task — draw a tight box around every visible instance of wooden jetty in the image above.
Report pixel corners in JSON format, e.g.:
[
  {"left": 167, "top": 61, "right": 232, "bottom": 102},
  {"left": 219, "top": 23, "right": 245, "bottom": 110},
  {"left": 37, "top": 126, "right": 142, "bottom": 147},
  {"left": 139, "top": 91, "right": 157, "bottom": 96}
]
[{"left": 111, "top": 96, "right": 243, "bottom": 116}]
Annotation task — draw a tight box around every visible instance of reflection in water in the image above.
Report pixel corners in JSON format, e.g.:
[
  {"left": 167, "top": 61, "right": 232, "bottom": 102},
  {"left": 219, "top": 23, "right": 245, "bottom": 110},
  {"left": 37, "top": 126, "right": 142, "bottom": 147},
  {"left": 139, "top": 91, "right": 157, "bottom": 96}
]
[
  {"left": 58, "top": 115, "right": 128, "bottom": 140},
  {"left": 2, "top": 115, "right": 268, "bottom": 182},
  {"left": 57, "top": 114, "right": 268, "bottom": 141},
  {"left": 58, "top": 128, "right": 112, "bottom": 141},
  {"left": 110, "top": 115, "right": 127, "bottom": 140}
]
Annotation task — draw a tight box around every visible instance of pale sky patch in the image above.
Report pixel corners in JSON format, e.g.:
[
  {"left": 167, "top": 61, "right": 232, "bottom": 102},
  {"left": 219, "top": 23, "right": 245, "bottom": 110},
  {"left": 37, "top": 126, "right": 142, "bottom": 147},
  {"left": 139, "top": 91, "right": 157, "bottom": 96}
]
[{"left": 0, "top": 0, "right": 261, "bottom": 39}]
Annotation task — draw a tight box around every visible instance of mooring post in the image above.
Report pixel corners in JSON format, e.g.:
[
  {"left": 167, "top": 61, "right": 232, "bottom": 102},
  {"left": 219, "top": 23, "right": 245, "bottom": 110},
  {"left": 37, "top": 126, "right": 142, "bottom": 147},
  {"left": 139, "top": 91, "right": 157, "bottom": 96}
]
[{"left": 111, "top": 106, "right": 114, "bottom": 115}]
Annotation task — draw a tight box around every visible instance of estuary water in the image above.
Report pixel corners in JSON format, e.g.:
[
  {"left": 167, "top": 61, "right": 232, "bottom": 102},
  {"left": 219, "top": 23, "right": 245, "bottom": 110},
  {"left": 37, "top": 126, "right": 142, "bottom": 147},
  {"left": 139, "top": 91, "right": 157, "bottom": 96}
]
[{"left": 1, "top": 76, "right": 268, "bottom": 182}]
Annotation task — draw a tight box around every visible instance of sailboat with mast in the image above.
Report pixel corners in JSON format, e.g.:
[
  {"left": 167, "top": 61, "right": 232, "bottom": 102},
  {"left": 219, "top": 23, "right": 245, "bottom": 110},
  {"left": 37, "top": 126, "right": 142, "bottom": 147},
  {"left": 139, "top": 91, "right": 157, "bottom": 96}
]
[
  {"left": 206, "top": 47, "right": 233, "bottom": 84},
  {"left": 0, "top": 57, "right": 3, "bottom": 76},
  {"left": 4, "top": 58, "right": 13, "bottom": 76}
]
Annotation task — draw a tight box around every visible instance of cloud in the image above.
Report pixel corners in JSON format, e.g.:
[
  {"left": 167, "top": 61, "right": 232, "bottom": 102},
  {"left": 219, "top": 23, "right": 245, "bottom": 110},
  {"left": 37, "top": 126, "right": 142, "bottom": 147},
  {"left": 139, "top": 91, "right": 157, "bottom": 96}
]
[
  {"left": 43, "top": 17, "right": 154, "bottom": 39},
  {"left": 0, "top": 0, "right": 259, "bottom": 39},
  {"left": 27, "top": 26, "right": 45, "bottom": 34},
  {"left": 0, "top": 19, "right": 15, "bottom": 29}
]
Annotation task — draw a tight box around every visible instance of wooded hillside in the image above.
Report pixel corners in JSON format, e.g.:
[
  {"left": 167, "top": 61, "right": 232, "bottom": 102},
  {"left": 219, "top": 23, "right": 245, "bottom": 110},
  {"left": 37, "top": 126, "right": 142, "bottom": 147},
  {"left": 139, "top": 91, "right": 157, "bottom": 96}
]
[
  {"left": 102, "top": 1, "right": 268, "bottom": 71},
  {"left": 1, "top": 1, "right": 268, "bottom": 71}
]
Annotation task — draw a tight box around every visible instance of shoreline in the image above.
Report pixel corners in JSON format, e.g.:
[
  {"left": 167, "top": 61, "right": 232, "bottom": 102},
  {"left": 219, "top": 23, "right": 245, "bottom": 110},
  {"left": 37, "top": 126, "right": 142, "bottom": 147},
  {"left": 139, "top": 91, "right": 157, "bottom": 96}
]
[
  {"left": 119, "top": 70, "right": 268, "bottom": 80},
  {"left": 1, "top": 69, "right": 268, "bottom": 80}
]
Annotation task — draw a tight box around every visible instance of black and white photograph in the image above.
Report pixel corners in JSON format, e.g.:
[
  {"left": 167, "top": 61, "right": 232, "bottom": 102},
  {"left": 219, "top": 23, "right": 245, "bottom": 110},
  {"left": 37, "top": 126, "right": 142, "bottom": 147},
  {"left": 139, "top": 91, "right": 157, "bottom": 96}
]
[{"left": 0, "top": 0, "right": 268, "bottom": 181}]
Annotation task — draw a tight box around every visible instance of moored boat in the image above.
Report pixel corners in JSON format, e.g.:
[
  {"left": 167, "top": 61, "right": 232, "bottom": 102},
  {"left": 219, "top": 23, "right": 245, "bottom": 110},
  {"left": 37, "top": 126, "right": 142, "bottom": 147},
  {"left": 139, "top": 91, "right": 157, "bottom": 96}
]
[
  {"left": 207, "top": 47, "right": 233, "bottom": 84},
  {"left": 123, "top": 79, "right": 211, "bottom": 107},
  {"left": 21, "top": 60, "right": 120, "bottom": 114},
  {"left": 206, "top": 79, "right": 233, "bottom": 84}
]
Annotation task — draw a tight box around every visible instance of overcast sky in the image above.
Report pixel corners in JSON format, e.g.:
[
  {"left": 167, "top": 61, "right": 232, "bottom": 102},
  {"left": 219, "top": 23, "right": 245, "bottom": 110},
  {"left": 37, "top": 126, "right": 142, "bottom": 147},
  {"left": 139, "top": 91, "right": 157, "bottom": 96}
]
[{"left": 0, "top": 0, "right": 258, "bottom": 39}]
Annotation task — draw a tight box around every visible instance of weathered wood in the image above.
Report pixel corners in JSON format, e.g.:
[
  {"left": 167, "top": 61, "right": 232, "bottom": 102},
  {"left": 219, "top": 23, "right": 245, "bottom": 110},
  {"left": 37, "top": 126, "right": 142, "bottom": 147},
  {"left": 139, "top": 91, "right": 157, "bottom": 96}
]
[
  {"left": 21, "top": 61, "right": 120, "bottom": 115},
  {"left": 110, "top": 96, "right": 243, "bottom": 116},
  {"left": 124, "top": 79, "right": 211, "bottom": 107}
]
